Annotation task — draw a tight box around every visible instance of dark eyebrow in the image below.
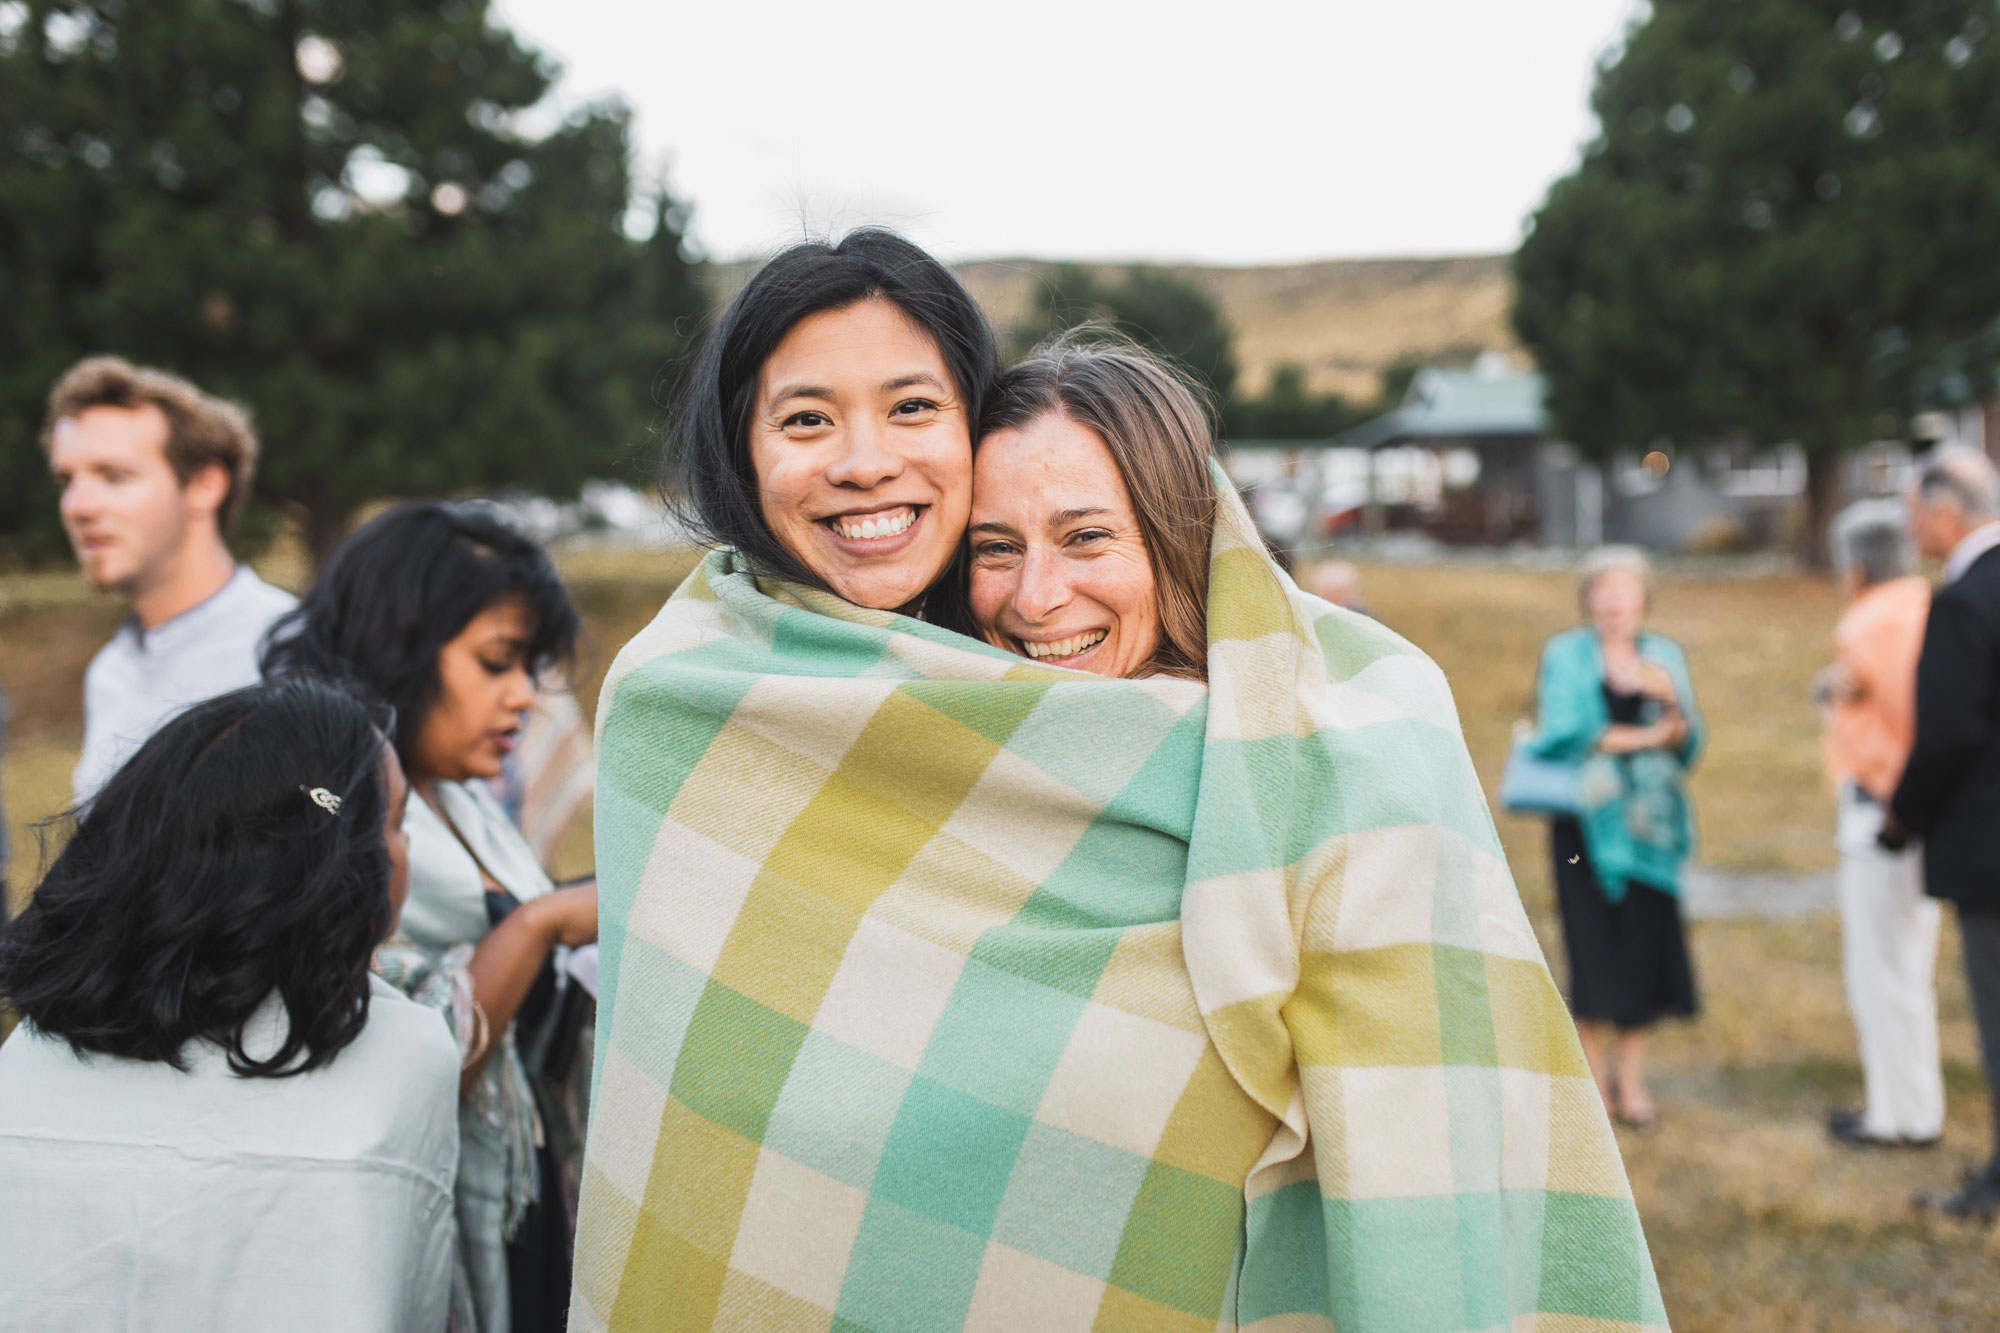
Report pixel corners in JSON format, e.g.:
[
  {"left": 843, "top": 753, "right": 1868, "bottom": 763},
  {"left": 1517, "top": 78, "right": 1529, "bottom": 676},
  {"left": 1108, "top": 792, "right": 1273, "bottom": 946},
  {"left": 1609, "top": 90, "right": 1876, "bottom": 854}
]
[
  {"left": 765, "top": 383, "right": 834, "bottom": 411},
  {"left": 883, "top": 373, "right": 947, "bottom": 394},
  {"left": 969, "top": 521, "right": 1019, "bottom": 536}
]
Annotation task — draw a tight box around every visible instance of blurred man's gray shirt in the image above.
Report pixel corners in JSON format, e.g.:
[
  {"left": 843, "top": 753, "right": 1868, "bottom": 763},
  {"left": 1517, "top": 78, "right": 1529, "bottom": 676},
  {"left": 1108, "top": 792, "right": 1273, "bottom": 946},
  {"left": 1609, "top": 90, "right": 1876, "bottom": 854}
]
[{"left": 73, "top": 566, "right": 295, "bottom": 804}]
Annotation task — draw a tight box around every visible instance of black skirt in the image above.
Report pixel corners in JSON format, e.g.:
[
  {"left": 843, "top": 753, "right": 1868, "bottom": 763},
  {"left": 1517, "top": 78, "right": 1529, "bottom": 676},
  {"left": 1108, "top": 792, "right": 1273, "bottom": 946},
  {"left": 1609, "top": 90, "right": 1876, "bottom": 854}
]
[{"left": 1550, "top": 817, "right": 1699, "bottom": 1029}]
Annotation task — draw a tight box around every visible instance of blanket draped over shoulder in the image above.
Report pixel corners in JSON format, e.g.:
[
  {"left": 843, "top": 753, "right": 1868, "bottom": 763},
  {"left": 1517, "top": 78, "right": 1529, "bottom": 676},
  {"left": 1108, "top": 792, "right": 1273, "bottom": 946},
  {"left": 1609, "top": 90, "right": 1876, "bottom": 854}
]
[{"left": 572, "top": 476, "right": 1666, "bottom": 1333}]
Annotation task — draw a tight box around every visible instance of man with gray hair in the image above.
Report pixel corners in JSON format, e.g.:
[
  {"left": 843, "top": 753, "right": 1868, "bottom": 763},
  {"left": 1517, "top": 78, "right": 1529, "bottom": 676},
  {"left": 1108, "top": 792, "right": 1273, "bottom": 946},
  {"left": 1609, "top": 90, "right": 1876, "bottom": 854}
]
[
  {"left": 1884, "top": 447, "right": 2000, "bottom": 1218},
  {"left": 1819, "top": 500, "right": 1939, "bottom": 1148}
]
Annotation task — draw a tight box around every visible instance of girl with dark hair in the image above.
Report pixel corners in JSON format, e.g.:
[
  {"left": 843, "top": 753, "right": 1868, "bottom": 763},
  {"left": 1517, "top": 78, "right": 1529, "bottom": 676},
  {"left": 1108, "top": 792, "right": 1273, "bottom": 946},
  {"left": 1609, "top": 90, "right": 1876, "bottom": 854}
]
[
  {"left": 666, "top": 225, "right": 1000, "bottom": 609},
  {"left": 266, "top": 501, "right": 595, "bottom": 1333},
  {"left": 0, "top": 678, "right": 460, "bottom": 1332}
]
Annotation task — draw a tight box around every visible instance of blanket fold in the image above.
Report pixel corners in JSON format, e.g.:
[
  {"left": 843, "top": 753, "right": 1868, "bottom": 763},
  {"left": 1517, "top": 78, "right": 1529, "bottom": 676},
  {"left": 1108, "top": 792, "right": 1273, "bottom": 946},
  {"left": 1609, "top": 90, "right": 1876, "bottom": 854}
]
[{"left": 572, "top": 477, "right": 1667, "bottom": 1332}]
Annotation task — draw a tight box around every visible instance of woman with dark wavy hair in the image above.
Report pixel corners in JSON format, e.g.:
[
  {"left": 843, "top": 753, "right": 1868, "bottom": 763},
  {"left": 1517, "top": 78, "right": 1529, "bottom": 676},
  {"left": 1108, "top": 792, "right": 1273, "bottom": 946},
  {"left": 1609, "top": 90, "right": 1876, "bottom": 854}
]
[
  {"left": 0, "top": 678, "right": 460, "bottom": 1332},
  {"left": 265, "top": 500, "right": 596, "bottom": 1333}
]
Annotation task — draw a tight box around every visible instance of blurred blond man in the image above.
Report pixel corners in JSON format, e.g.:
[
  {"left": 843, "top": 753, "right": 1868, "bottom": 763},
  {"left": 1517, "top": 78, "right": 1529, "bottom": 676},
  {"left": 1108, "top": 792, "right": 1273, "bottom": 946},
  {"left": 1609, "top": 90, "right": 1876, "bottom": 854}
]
[
  {"left": 42, "top": 357, "right": 296, "bottom": 802},
  {"left": 1819, "top": 500, "right": 1940, "bottom": 1148}
]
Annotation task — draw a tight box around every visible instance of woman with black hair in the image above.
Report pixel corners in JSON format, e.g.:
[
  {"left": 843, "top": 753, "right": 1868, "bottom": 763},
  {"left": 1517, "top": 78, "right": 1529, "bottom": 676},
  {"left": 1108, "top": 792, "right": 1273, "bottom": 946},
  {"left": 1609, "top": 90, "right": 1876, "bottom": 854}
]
[
  {"left": 666, "top": 226, "right": 999, "bottom": 610},
  {"left": 0, "top": 678, "right": 460, "bottom": 1332},
  {"left": 265, "top": 501, "right": 596, "bottom": 1333}
]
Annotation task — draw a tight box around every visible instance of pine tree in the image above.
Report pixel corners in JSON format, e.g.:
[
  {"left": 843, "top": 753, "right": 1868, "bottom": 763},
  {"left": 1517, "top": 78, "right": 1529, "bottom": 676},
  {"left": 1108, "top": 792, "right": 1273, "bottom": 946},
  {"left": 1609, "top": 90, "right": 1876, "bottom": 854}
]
[
  {"left": 1514, "top": 0, "right": 2000, "bottom": 562},
  {"left": 0, "top": 0, "right": 705, "bottom": 562}
]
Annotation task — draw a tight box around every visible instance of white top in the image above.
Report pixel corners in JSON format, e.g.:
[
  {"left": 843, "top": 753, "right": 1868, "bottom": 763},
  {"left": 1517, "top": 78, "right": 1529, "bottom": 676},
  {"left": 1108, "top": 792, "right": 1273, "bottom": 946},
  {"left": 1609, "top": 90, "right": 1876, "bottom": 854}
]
[
  {"left": 397, "top": 779, "right": 558, "bottom": 1333},
  {"left": 1943, "top": 520, "right": 2000, "bottom": 585},
  {"left": 399, "top": 779, "right": 554, "bottom": 954},
  {"left": 0, "top": 976, "right": 460, "bottom": 1333},
  {"left": 73, "top": 566, "right": 297, "bottom": 803}
]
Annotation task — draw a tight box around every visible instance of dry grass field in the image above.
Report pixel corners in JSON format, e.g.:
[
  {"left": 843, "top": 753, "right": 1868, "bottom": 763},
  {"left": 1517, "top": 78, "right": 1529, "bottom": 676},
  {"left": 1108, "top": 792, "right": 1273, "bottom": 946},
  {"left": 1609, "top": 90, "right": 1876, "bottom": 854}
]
[{"left": 4, "top": 551, "right": 1998, "bottom": 1326}]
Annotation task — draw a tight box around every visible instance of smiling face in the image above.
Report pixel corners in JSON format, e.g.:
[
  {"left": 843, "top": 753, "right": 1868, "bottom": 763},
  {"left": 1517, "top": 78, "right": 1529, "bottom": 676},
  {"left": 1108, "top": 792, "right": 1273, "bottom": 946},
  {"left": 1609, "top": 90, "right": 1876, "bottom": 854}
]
[
  {"left": 968, "top": 411, "right": 1161, "bottom": 677},
  {"left": 48, "top": 404, "right": 226, "bottom": 595},
  {"left": 748, "top": 299, "right": 972, "bottom": 610},
  {"left": 406, "top": 596, "right": 538, "bottom": 785}
]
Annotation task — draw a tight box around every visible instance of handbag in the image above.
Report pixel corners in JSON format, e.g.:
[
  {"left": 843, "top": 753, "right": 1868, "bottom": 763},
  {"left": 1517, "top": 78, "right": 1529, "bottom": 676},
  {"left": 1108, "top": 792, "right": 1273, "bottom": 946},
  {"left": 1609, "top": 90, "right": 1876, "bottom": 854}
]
[{"left": 1498, "top": 736, "right": 1580, "bottom": 816}]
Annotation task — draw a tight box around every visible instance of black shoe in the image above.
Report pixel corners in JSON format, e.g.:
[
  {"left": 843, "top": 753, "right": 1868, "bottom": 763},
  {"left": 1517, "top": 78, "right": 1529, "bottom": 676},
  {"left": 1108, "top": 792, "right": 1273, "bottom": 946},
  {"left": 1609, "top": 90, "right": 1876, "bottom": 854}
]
[
  {"left": 1827, "top": 1107, "right": 1939, "bottom": 1149},
  {"left": 1912, "top": 1166, "right": 2000, "bottom": 1222}
]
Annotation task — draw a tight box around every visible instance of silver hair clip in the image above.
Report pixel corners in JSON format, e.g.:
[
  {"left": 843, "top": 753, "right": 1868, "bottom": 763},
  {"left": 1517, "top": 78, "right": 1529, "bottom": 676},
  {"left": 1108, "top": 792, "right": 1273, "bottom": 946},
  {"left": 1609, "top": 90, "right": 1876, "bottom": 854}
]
[{"left": 304, "top": 786, "right": 343, "bottom": 816}]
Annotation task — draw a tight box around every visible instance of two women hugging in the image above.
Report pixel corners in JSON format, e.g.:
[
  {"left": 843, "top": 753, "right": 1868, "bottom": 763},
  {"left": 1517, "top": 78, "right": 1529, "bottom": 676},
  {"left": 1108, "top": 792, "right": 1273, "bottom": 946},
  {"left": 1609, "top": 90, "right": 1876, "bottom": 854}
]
[{"left": 574, "top": 230, "right": 1669, "bottom": 1332}]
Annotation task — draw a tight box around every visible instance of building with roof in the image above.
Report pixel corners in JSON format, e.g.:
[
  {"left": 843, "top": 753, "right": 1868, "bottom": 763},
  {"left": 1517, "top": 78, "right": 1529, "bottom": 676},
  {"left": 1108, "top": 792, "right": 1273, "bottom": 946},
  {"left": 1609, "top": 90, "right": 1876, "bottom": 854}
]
[
  {"left": 1225, "top": 353, "right": 2000, "bottom": 553},
  {"left": 1322, "top": 355, "right": 1834, "bottom": 551},
  {"left": 1333, "top": 356, "right": 1558, "bottom": 543}
]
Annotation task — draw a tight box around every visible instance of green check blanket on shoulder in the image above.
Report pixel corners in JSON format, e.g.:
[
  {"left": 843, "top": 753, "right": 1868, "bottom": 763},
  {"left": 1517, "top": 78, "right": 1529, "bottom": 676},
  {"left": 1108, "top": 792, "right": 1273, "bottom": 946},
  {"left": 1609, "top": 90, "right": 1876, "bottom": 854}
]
[{"left": 573, "top": 482, "right": 1666, "bottom": 1333}]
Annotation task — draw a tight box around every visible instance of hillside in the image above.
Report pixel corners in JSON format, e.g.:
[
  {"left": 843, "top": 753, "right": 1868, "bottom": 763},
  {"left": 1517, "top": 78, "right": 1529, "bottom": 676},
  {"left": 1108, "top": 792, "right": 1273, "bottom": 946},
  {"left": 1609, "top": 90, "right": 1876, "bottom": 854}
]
[
  {"left": 710, "top": 253, "right": 1523, "bottom": 403},
  {"left": 956, "top": 254, "right": 1523, "bottom": 401}
]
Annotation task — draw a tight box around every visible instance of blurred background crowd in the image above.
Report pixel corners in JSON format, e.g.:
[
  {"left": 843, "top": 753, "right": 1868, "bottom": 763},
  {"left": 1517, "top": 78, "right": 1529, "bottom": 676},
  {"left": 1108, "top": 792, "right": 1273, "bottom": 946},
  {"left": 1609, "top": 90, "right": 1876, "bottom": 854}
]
[{"left": 6, "top": 0, "right": 2000, "bottom": 1328}]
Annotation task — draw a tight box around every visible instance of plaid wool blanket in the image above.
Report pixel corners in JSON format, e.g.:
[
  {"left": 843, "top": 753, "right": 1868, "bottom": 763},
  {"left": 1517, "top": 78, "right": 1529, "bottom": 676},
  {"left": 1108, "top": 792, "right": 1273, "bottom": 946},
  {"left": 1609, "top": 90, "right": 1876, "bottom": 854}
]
[{"left": 572, "top": 482, "right": 1667, "bottom": 1332}]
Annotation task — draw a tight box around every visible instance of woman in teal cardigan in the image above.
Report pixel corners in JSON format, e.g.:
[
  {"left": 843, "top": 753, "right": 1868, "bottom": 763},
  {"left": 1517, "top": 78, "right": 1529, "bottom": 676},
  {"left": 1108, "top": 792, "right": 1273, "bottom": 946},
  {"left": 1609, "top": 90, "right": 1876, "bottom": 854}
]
[{"left": 1528, "top": 546, "right": 1704, "bottom": 1128}]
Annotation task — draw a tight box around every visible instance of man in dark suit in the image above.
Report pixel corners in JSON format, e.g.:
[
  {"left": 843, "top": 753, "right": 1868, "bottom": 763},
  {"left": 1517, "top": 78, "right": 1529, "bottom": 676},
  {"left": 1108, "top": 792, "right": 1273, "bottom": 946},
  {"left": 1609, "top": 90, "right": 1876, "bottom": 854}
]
[{"left": 1884, "top": 447, "right": 2000, "bottom": 1220}]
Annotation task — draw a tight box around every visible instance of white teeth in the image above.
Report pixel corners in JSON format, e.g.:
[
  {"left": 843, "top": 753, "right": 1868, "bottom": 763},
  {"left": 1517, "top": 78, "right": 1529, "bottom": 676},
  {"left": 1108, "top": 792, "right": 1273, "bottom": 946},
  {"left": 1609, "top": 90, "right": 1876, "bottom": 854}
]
[
  {"left": 835, "top": 509, "right": 914, "bottom": 540},
  {"left": 1024, "top": 631, "right": 1107, "bottom": 660}
]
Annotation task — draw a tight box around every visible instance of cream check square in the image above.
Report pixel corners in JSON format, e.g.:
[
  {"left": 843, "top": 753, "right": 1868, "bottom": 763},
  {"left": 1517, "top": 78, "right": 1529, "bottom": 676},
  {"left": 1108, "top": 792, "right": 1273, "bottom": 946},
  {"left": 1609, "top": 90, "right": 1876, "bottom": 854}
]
[
  {"left": 1497, "top": 1068, "right": 1554, "bottom": 1192},
  {"left": 1180, "top": 867, "right": 1297, "bottom": 1011},
  {"left": 1326, "top": 826, "right": 1443, "bottom": 953},
  {"left": 1333, "top": 1066, "right": 1456, "bottom": 1199},
  {"left": 1207, "top": 633, "right": 1313, "bottom": 742},
  {"left": 1036, "top": 1001, "right": 1208, "bottom": 1158},
  {"left": 940, "top": 746, "right": 1100, "bottom": 885},
  {"left": 1471, "top": 852, "right": 1553, "bottom": 964},
  {"left": 731, "top": 674, "right": 897, "bottom": 775},
  {"left": 630, "top": 818, "right": 756, "bottom": 973},
  {"left": 881, "top": 632, "right": 1021, "bottom": 682},
  {"left": 962, "top": 1241, "right": 1106, "bottom": 1333},
  {"left": 727, "top": 1149, "right": 867, "bottom": 1310},
  {"left": 1308, "top": 672, "right": 1422, "bottom": 733},
  {"left": 811, "top": 915, "right": 967, "bottom": 1071},
  {"left": 866, "top": 832, "right": 1040, "bottom": 957},
  {"left": 589, "top": 1048, "right": 668, "bottom": 1205}
]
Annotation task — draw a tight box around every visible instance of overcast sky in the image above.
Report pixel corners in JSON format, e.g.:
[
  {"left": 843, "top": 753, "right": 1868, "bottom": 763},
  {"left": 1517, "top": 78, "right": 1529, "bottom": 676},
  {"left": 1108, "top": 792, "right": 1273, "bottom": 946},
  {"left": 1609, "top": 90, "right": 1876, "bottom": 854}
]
[{"left": 492, "top": 0, "right": 1643, "bottom": 265}]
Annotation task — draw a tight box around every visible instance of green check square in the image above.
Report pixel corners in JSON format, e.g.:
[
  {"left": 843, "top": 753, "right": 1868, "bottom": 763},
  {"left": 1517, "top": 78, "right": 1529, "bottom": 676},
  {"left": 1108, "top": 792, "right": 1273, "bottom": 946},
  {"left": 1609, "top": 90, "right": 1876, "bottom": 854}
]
[
  {"left": 834, "top": 1195, "right": 987, "bottom": 1333},
  {"left": 918, "top": 960, "right": 1085, "bottom": 1115},
  {"left": 1323, "top": 1194, "right": 1469, "bottom": 1331},
  {"left": 763, "top": 1029, "right": 912, "bottom": 1192},
  {"left": 871, "top": 1076, "right": 1031, "bottom": 1237},
  {"left": 1536, "top": 1190, "right": 1661, "bottom": 1323},
  {"left": 991, "top": 1122, "right": 1151, "bottom": 1279},
  {"left": 668, "top": 979, "right": 809, "bottom": 1143},
  {"left": 1237, "top": 1179, "right": 1325, "bottom": 1321}
]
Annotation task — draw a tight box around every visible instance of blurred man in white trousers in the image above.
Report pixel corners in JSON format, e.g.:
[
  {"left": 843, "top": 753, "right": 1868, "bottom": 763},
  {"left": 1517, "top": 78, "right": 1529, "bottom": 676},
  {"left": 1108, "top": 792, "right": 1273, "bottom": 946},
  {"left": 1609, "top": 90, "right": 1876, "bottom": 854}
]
[{"left": 1820, "top": 500, "right": 1942, "bottom": 1148}]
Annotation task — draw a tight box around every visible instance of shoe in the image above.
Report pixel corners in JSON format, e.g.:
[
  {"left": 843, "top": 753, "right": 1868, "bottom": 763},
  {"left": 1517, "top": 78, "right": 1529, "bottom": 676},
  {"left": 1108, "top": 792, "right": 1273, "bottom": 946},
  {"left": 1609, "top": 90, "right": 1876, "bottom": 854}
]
[
  {"left": 1912, "top": 1166, "right": 2000, "bottom": 1222},
  {"left": 1828, "top": 1107, "right": 1938, "bottom": 1149}
]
